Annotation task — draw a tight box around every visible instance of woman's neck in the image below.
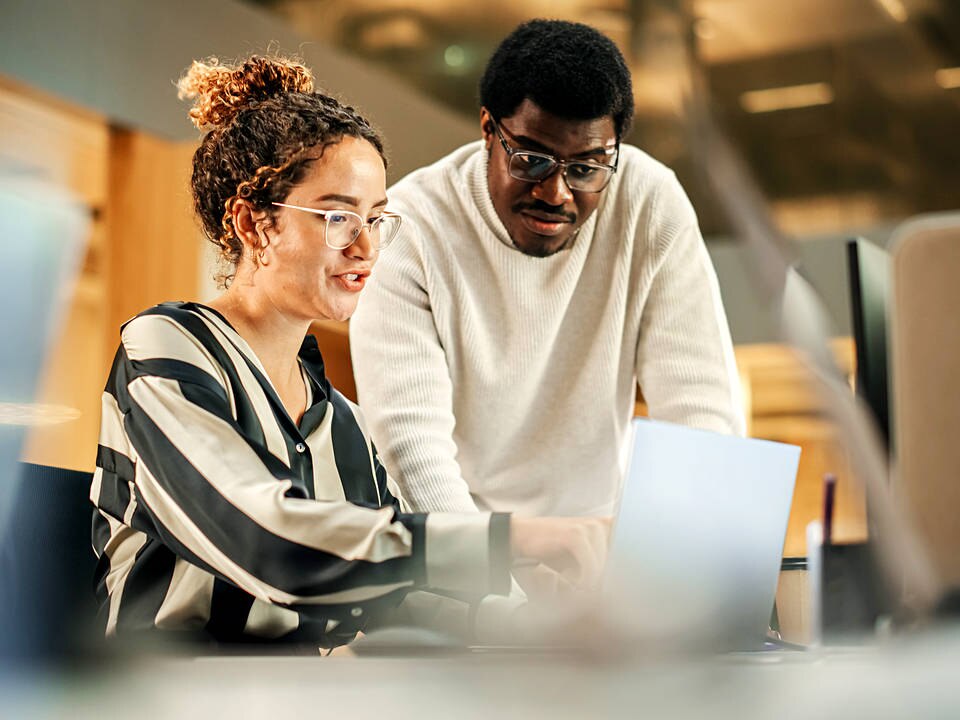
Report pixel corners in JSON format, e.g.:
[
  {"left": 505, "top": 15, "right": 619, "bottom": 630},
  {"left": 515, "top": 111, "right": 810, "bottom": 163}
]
[{"left": 208, "top": 283, "right": 312, "bottom": 423}]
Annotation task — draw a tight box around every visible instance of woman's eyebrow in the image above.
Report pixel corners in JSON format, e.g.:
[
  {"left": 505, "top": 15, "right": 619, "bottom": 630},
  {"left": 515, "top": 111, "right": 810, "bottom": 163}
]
[
  {"left": 312, "top": 193, "right": 360, "bottom": 206},
  {"left": 311, "top": 194, "right": 390, "bottom": 209}
]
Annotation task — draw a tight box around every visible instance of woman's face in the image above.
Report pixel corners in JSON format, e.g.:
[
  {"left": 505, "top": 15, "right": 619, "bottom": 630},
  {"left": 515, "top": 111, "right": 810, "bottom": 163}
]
[{"left": 257, "top": 136, "right": 388, "bottom": 323}]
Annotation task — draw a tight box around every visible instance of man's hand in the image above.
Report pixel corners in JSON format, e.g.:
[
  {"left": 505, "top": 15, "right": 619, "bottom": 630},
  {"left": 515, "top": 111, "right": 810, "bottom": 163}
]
[{"left": 509, "top": 517, "right": 612, "bottom": 590}]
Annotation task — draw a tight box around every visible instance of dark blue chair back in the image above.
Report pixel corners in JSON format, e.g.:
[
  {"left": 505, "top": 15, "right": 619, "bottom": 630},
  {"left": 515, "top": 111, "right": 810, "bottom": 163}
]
[{"left": 0, "top": 462, "right": 98, "bottom": 662}]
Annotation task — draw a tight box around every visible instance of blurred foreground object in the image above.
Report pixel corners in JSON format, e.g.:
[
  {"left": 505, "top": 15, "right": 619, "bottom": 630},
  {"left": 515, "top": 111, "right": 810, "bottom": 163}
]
[
  {"left": 684, "top": 92, "right": 941, "bottom": 620},
  {"left": 0, "top": 172, "right": 87, "bottom": 663}
]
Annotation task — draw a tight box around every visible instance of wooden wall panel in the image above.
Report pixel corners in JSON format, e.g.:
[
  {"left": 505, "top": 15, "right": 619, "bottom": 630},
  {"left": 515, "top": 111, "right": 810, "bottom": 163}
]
[
  {"left": 737, "top": 340, "right": 867, "bottom": 556},
  {"left": 310, "top": 320, "right": 356, "bottom": 402},
  {"left": 0, "top": 78, "right": 107, "bottom": 209},
  {"left": 106, "top": 130, "right": 199, "bottom": 353}
]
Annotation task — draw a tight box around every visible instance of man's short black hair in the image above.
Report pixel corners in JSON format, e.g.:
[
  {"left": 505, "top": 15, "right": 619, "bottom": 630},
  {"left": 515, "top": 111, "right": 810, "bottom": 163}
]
[{"left": 479, "top": 19, "right": 634, "bottom": 140}]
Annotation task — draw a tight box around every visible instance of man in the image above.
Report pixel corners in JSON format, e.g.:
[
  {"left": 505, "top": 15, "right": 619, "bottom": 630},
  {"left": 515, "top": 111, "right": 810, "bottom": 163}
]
[{"left": 351, "top": 19, "right": 744, "bottom": 519}]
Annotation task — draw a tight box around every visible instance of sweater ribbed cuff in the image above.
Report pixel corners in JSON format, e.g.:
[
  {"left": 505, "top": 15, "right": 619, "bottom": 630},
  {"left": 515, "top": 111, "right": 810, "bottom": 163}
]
[{"left": 423, "top": 512, "right": 511, "bottom": 596}]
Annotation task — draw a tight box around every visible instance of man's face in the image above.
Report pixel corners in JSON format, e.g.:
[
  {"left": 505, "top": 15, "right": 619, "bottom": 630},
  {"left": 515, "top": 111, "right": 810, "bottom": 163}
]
[{"left": 482, "top": 99, "right": 617, "bottom": 257}]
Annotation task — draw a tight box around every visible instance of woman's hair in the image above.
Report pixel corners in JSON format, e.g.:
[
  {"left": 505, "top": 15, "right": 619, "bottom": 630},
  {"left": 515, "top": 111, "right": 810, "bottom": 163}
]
[{"left": 177, "top": 55, "right": 386, "bottom": 286}]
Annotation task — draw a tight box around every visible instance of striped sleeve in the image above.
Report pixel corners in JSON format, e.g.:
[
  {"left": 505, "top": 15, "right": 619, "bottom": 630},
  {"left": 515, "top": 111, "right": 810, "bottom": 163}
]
[{"left": 105, "top": 310, "right": 510, "bottom": 608}]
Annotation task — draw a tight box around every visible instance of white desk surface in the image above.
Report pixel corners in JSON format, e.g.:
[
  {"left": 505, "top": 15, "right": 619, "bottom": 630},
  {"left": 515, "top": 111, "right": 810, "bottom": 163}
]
[{"left": 5, "top": 627, "right": 960, "bottom": 719}]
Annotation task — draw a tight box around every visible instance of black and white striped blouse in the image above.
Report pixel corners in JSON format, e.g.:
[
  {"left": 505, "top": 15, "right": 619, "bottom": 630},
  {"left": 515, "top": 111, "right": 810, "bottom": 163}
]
[{"left": 91, "top": 302, "right": 510, "bottom": 646}]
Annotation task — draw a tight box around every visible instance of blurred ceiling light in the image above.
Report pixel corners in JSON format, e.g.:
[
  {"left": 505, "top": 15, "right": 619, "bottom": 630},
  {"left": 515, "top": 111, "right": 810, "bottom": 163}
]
[
  {"left": 874, "top": 0, "right": 908, "bottom": 23},
  {"left": 935, "top": 67, "right": 960, "bottom": 89},
  {"left": 443, "top": 44, "right": 466, "bottom": 68},
  {"left": 356, "top": 16, "right": 427, "bottom": 51},
  {"left": 0, "top": 403, "right": 81, "bottom": 426},
  {"left": 582, "top": 6, "right": 630, "bottom": 37},
  {"left": 693, "top": 18, "right": 716, "bottom": 41},
  {"left": 740, "top": 82, "right": 835, "bottom": 113}
]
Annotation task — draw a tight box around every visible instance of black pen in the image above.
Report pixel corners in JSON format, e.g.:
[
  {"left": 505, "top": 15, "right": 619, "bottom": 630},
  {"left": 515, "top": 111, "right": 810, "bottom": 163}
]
[{"left": 822, "top": 473, "right": 837, "bottom": 547}]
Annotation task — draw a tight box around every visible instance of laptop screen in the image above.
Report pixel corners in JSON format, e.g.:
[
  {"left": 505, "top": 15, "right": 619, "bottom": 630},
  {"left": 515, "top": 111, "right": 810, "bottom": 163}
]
[{"left": 605, "top": 419, "right": 799, "bottom": 650}]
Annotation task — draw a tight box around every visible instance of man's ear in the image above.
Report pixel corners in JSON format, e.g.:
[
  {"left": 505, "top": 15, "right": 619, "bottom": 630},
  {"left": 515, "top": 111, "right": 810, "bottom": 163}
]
[{"left": 480, "top": 107, "right": 495, "bottom": 152}]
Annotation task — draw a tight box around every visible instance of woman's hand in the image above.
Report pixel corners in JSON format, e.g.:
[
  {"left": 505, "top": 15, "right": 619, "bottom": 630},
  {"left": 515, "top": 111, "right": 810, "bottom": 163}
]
[{"left": 509, "top": 517, "right": 612, "bottom": 590}]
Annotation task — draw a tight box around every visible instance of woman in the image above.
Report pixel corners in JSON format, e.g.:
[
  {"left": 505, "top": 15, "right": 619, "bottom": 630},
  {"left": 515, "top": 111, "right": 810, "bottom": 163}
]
[{"left": 90, "top": 55, "right": 606, "bottom": 648}]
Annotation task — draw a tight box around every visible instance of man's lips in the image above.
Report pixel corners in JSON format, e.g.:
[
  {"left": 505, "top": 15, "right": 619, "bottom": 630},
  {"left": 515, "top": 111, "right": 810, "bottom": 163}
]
[
  {"left": 518, "top": 210, "right": 574, "bottom": 237},
  {"left": 515, "top": 201, "right": 575, "bottom": 220},
  {"left": 512, "top": 202, "right": 576, "bottom": 237},
  {"left": 522, "top": 209, "right": 571, "bottom": 223}
]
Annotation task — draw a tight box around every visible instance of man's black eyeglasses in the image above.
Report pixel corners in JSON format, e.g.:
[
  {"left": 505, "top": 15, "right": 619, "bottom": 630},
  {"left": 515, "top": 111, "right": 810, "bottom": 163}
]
[{"left": 490, "top": 116, "right": 618, "bottom": 193}]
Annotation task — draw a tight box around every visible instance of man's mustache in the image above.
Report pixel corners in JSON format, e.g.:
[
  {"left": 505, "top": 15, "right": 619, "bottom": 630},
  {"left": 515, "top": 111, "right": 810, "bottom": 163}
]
[{"left": 510, "top": 201, "right": 577, "bottom": 223}]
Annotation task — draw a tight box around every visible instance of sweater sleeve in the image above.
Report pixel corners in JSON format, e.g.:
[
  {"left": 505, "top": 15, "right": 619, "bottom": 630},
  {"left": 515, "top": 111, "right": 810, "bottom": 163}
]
[
  {"left": 350, "top": 223, "right": 481, "bottom": 512},
  {"left": 634, "top": 176, "right": 747, "bottom": 436}
]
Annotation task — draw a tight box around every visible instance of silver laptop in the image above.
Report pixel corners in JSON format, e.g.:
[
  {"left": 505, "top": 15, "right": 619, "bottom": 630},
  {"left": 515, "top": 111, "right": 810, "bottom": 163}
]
[
  {"left": 604, "top": 419, "right": 800, "bottom": 651},
  {"left": 354, "top": 418, "right": 799, "bottom": 656}
]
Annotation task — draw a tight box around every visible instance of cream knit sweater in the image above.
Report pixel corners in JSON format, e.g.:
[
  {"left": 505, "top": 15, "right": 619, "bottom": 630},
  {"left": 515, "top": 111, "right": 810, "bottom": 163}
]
[{"left": 350, "top": 141, "right": 745, "bottom": 517}]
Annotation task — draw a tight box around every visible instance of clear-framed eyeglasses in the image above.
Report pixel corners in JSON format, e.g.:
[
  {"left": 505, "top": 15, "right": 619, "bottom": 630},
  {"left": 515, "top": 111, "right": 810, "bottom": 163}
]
[
  {"left": 271, "top": 202, "right": 403, "bottom": 250},
  {"left": 490, "top": 116, "right": 618, "bottom": 193}
]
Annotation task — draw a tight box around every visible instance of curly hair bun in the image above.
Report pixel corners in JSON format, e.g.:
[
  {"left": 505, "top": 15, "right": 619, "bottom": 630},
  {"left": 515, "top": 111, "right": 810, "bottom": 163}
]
[{"left": 177, "top": 55, "right": 314, "bottom": 130}]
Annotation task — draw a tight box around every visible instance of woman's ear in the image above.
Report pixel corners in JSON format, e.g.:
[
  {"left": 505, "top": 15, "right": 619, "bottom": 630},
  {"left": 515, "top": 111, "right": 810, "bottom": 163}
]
[{"left": 232, "top": 200, "right": 270, "bottom": 259}]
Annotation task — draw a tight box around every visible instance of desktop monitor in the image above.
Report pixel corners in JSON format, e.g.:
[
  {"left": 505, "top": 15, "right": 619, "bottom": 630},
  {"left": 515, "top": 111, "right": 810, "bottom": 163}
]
[{"left": 847, "top": 238, "right": 891, "bottom": 450}]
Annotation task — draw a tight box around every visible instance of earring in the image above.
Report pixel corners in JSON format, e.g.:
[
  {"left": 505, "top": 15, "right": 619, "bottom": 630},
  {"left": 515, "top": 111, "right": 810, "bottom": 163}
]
[{"left": 258, "top": 249, "right": 269, "bottom": 266}]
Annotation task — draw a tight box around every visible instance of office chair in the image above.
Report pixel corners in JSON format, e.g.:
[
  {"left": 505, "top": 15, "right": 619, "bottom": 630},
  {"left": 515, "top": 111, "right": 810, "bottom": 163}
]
[
  {"left": 890, "top": 212, "right": 960, "bottom": 602},
  {"left": 0, "top": 462, "right": 99, "bottom": 662}
]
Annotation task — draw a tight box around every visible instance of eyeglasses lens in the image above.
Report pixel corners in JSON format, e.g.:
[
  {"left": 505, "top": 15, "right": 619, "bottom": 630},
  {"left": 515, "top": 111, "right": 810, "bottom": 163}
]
[
  {"left": 509, "top": 153, "right": 612, "bottom": 192},
  {"left": 324, "top": 212, "right": 360, "bottom": 250},
  {"left": 376, "top": 215, "right": 402, "bottom": 248},
  {"left": 511, "top": 153, "right": 555, "bottom": 181},
  {"left": 325, "top": 212, "right": 402, "bottom": 249}
]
